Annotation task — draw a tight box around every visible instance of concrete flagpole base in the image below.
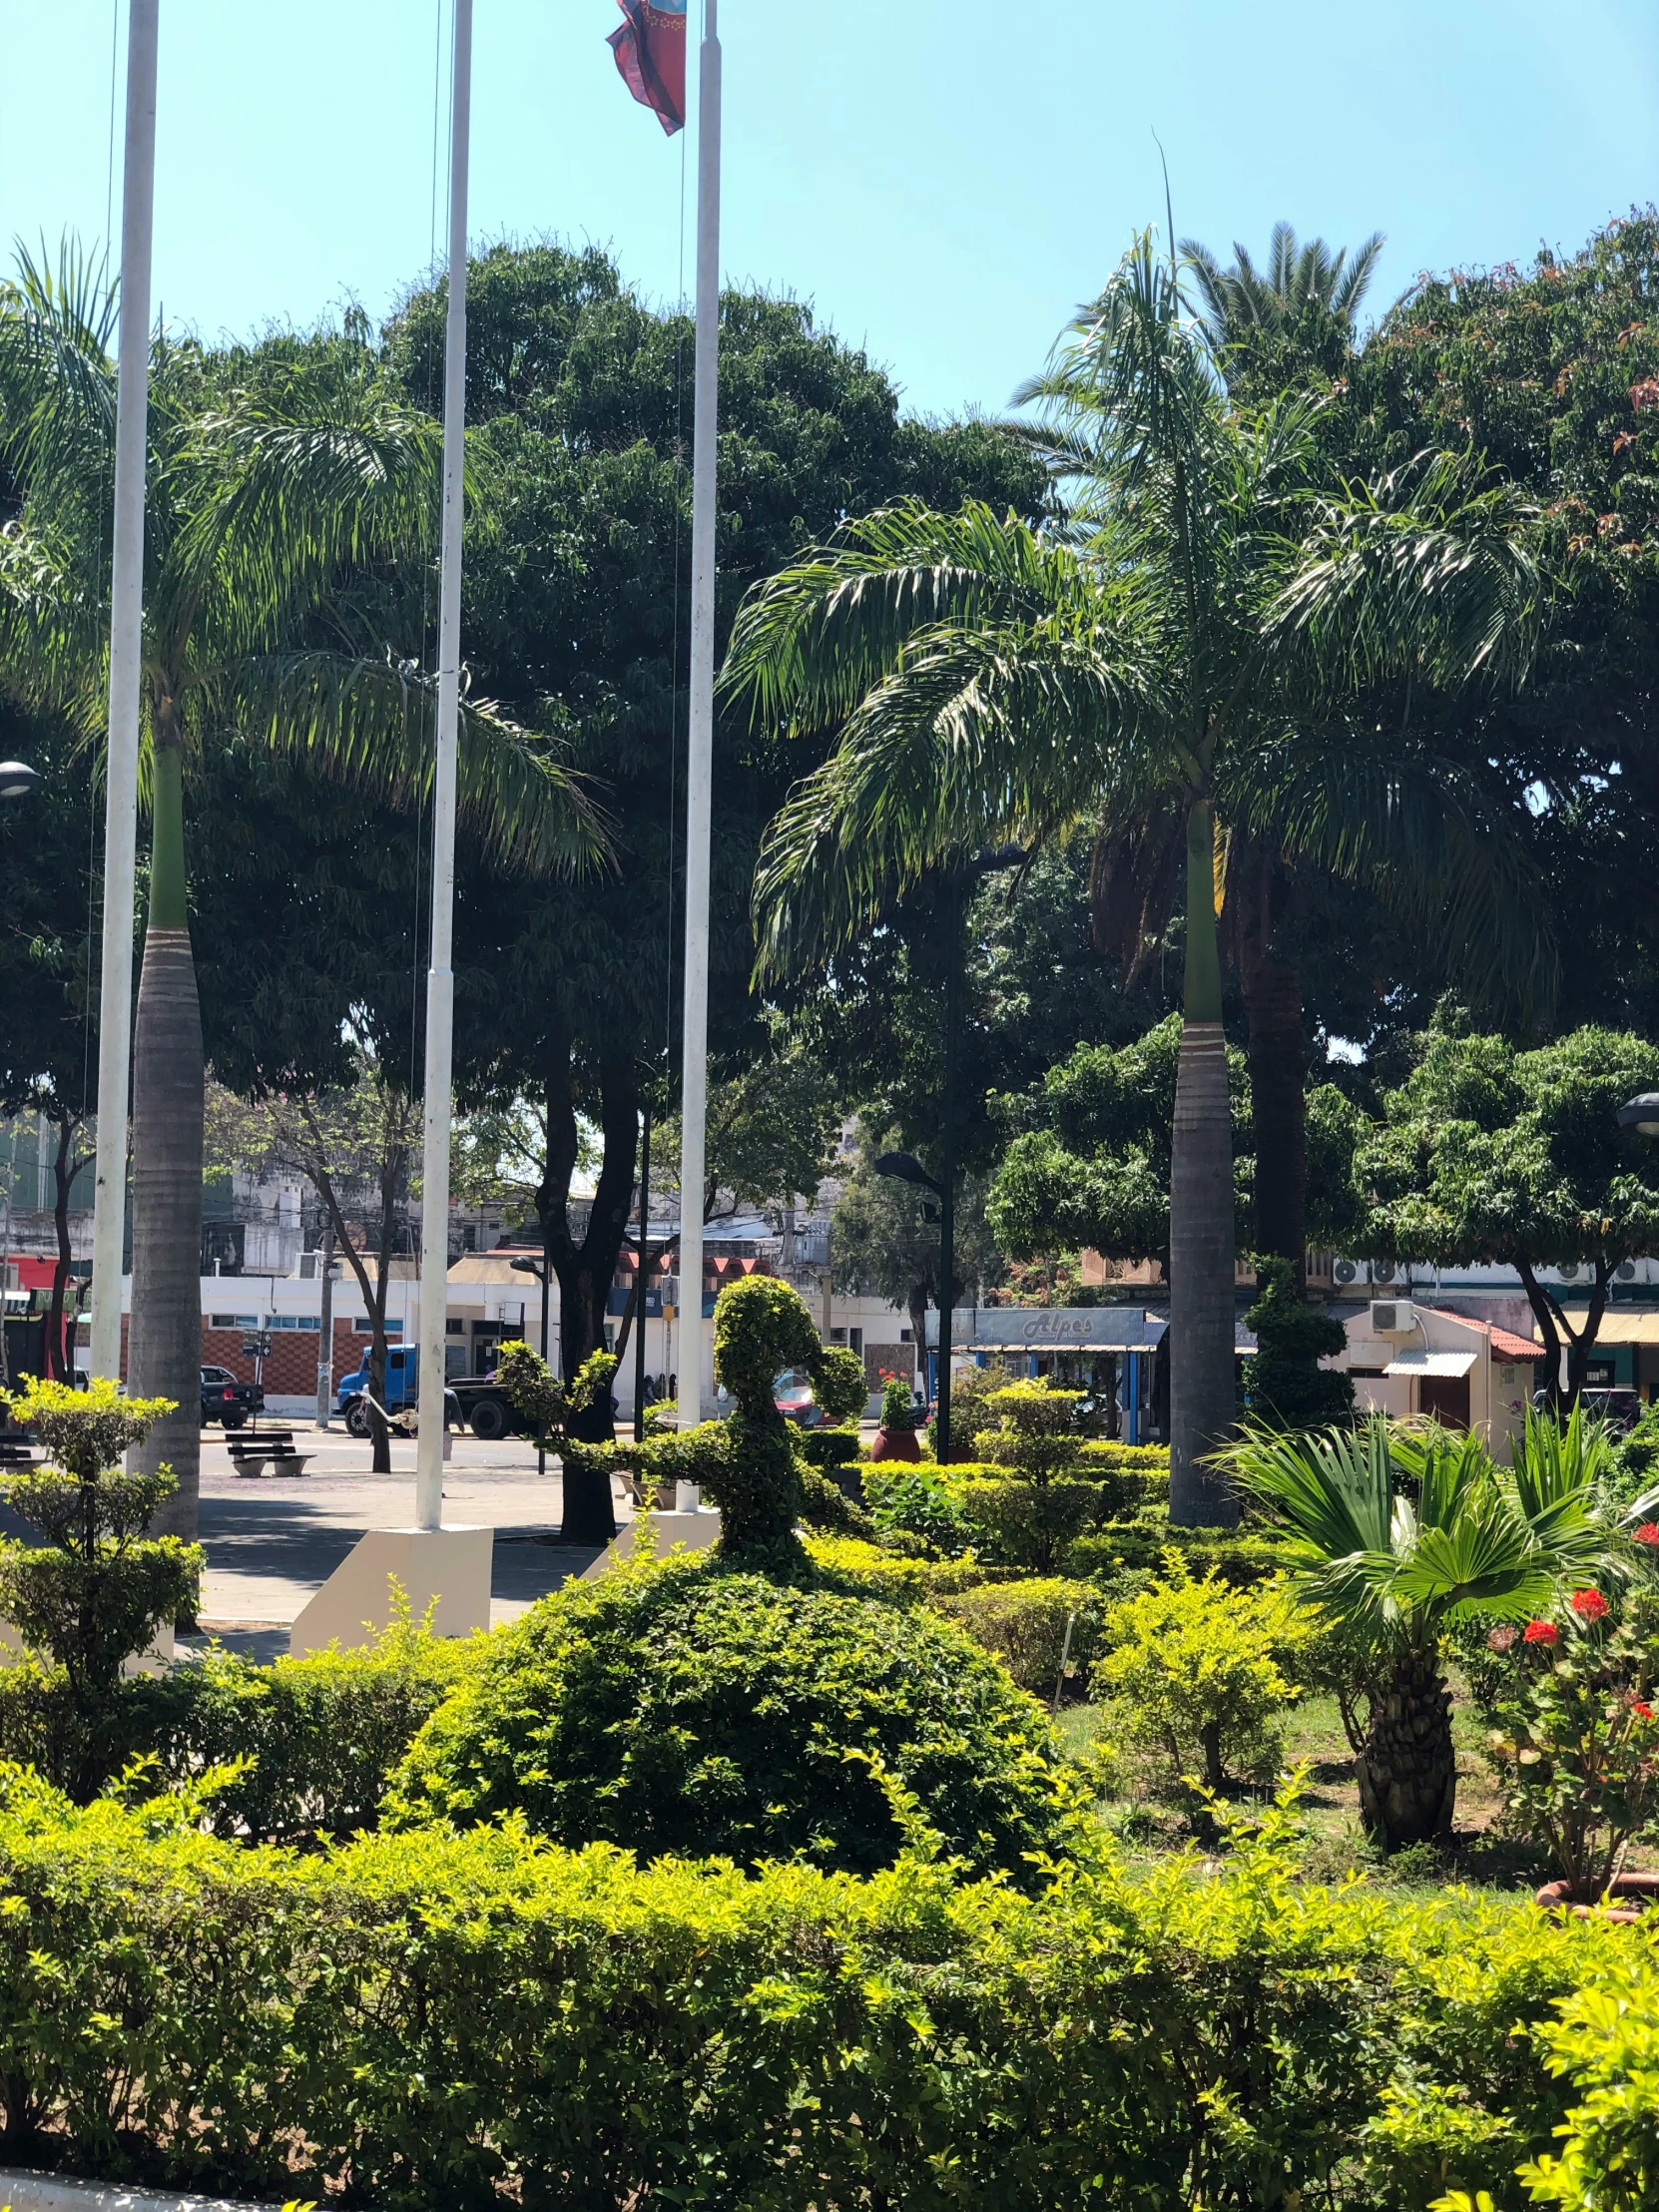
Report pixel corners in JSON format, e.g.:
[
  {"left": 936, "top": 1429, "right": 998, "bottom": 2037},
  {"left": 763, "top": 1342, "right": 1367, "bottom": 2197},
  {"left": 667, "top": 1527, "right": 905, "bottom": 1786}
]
[
  {"left": 582, "top": 1507, "right": 720, "bottom": 1581},
  {"left": 288, "top": 1526, "right": 493, "bottom": 1657}
]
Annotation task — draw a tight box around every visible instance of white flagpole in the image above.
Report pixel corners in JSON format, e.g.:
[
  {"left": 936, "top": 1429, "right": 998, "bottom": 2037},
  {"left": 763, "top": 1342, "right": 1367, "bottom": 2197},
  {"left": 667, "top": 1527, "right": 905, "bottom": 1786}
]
[
  {"left": 675, "top": 0, "right": 721, "bottom": 1492},
  {"left": 414, "top": 0, "right": 472, "bottom": 1532},
  {"left": 88, "top": 0, "right": 159, "bottom": 1384}
]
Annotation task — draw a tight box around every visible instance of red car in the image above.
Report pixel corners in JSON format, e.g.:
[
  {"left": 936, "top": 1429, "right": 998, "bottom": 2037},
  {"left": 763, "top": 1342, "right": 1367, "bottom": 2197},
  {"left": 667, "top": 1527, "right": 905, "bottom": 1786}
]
[{"left": 773, "top": 1369, "right": 822, "bottom": 1427}]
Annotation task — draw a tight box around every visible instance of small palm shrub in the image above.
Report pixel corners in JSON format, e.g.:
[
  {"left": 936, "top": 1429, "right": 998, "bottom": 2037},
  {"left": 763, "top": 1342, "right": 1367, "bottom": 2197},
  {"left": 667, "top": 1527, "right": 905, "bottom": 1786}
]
[
  {"left": 1093, "top": 1561, "right": 1303, "bottom": 1793},
  {"left": 388, "top": 1553, "right": 1077, "bottom": 1881},
  {"left": 863, "top": 1462, "right": 973, "bottom": 1556}
]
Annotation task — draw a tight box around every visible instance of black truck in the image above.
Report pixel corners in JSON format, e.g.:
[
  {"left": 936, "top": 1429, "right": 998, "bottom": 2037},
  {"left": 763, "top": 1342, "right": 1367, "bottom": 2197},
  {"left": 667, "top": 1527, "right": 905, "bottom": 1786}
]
[{"left": 201, "top": 1365, "right": 265, "bottom": 1430}]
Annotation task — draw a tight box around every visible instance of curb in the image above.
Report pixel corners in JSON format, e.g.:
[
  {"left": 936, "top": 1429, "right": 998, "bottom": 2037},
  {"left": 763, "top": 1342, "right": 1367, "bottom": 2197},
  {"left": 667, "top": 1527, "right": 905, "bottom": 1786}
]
[{"left": 0, "top": 2172, "right": 288, "bottom": 2212}]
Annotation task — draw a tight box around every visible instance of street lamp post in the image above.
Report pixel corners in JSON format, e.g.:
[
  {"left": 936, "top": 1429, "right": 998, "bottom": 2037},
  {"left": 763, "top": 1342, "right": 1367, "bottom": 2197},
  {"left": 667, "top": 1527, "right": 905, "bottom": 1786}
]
[{"left": 0, "top": 762, "right": 42, "bottom": 801}]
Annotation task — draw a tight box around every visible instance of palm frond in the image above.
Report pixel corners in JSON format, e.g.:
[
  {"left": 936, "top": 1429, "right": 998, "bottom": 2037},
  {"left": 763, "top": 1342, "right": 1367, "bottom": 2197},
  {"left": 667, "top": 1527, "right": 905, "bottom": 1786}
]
[
  {"left": 212, "top": 650, "right": 605, "bottom": 876},
  {"left": 0, "top": 236, "right": 118, "bottom": 491}
]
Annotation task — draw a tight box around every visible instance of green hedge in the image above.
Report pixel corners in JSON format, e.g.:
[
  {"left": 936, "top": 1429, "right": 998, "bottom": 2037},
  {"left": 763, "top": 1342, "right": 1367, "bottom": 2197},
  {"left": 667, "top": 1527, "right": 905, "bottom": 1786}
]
[
  {"left": 935, "top": 1577, "right": 1104, "bottom": 1696},
  {"left": 1064, "top": 1511, "right": 1301, "bottom": 1588},
  {"left": 0, "top": 1763, "right": 1637, "bottom": 2211}
]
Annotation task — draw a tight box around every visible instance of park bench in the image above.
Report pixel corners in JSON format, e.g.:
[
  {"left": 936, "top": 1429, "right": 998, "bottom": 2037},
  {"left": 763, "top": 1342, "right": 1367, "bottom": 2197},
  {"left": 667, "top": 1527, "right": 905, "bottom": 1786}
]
[{"left": 226, "top": 1428, "right": 313, "bottom": 1479}]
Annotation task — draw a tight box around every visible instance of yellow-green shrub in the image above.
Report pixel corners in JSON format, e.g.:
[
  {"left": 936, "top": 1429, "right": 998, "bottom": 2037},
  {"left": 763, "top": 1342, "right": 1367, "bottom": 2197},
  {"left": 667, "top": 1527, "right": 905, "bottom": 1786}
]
[
  {"left": 0, "top": 1760, "right": 1635, "bottom": 2212},
  {"left": 936, "top": 1577, "right": 1103, "bottom": 1696},
  {"left": 1094, "top": 1561, "right": 1305, "bottom": 1792},
  {"left": 800, "top": 1532, "right": 995, "bottom": 1600}
]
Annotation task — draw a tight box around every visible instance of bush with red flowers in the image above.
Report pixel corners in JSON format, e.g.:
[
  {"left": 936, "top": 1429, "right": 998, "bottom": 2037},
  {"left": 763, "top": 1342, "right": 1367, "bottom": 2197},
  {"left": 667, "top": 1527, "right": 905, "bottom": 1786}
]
[
  {"left": 1633, "top": 1521, "right": 1659, "bottom": 1547},
  {"left": 1485, "top": 1595, "right": 1659, "bottom": 1898}
]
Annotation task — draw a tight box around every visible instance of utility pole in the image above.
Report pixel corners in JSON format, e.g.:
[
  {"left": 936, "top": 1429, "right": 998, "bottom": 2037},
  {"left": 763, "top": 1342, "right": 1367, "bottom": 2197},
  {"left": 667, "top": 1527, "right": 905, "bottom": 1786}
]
[
  {"left": 89, "top": 0, "right": 159, "bottom": 1383},
  {"left": 315, "top": 1212, "right": 335, "bottom": 1428}
]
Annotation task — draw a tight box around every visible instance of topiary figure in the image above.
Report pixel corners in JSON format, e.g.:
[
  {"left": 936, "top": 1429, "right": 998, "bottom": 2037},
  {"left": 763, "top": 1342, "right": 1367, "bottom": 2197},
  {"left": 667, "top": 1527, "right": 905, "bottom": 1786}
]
[
  {"left": 1241, "top": 1257, "right": 1355, "bottom": 1431},
  {"left": 386, "top": 1554, "right": 1078, "bottom": 1882},
  {"left": 704, "top": 1275, "right": 850, "bottom": 1562}
]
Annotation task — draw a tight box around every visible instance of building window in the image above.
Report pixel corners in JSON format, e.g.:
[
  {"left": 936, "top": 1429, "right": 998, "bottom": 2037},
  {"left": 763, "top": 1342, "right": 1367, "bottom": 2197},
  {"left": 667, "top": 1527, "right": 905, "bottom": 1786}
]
[
  {"left": 352, "top": 1319, "right": 403, "bottom": 1337},
  {"left": 209, "top": 1314, "right": 259, "bottom": 1330},
  {"left": 830, "top": 1327, "right": 847, "bottom": 1345},
  {"left": 267, "top": 1315, "right": 319, "bottom": 1331},
  {"left": 446, "top": 1320, "right": 466, "bottom": 1336},
  {"left": 848, "top": 1327, "right": 863, "bottom": 1356},
  {"left": 899, "top": 1329, "right": 913, "bottom": 1344}
]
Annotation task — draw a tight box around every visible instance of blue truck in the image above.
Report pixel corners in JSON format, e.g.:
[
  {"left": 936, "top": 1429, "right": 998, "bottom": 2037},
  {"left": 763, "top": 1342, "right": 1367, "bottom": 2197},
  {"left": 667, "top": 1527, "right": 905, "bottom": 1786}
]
[{"left": 335, "top": 1345, "right": 516, "bottom": 1440}]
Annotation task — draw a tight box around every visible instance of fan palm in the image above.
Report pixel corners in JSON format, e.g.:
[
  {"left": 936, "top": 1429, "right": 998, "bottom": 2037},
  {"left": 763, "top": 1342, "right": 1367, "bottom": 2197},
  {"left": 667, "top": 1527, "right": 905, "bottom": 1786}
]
[
  {"left": 0, "top": 242, "right": 597, "bottom": 1534},
  {"left": 1222, "top": 1408, "right": 1621, "bottom": 1848},
  {"left": 724, "top": 233, "right": 1544, "bottom": 1526}
]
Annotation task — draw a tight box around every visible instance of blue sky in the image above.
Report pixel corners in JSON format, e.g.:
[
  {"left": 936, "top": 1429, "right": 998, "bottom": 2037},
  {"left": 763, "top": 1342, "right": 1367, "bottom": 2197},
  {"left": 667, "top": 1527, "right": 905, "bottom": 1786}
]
[{"left": 2, "top": 0, "right": 1656, "bottom": 422}]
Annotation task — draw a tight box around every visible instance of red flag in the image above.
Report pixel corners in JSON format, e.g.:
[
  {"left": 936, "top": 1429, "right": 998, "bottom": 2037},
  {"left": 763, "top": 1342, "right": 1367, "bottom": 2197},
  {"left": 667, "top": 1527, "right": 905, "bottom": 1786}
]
[{"left": 608, "top": 0, "right": 687, "bottom": 136}]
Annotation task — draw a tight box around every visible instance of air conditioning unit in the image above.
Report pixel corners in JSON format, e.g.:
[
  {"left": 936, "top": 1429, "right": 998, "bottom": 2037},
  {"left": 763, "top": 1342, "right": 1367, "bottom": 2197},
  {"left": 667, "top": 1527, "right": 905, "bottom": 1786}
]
[
  {"left": 1618, "top": 1261, "right": 1639, "bottom": 1282},
  {"left": 1370, "top": 1299, "right": 1417, "bottom": 1338},
  {"left": 1557, "top": 1263, "right": 1580, "bottom": 1282},
  {"left": 1372, "top": 1260, "right": 1395, "bottom": 1285},
  {"left": 1334, "top": 1259, "right": 1359, "bottom": 1285}
]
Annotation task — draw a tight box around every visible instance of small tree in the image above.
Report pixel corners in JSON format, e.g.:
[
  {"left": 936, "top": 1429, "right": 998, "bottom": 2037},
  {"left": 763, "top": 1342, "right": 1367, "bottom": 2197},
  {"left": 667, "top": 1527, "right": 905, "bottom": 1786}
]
[
  {"left": 1241, "top": 1256, "right": 1354, "bottom": 1431},
  {"left": 0, "top": 1378, "right": 202, "bottom": 1798},
  {"left": 1362, "top": 1024, "right": 1659, "bottom": 1402}
]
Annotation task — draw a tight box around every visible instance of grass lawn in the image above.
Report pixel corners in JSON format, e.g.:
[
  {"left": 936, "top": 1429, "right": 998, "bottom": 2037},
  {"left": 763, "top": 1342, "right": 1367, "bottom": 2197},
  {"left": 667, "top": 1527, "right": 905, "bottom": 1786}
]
[{"left": 1054, "top": 1677, "right": 1556, "bottom": 1902}]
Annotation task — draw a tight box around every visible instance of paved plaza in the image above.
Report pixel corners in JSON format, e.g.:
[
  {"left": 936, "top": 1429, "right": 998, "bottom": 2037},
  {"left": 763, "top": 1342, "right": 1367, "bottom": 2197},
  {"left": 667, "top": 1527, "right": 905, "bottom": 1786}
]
[{"left": 184, "top": 1423, "right": 628, "bottom": 1660}]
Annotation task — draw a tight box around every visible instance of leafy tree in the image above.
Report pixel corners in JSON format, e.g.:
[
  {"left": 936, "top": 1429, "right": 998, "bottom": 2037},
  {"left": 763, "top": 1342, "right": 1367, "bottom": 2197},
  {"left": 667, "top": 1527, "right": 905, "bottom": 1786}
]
[
  {"left": 1360, "top": 1022, "right": 1659, "bottom": 1401},
  {"left": 206, "top": 1061, "right": 418, "bottom": 1471},
  {"left": 1350, "top": 213, "right": 1659, "bottom": 1035},
  {"left": 728, "top": 233, "right": 1545, "bottom": 1524},
  {"left": 1223, "top": 1412, "right": 1614, "bottom": 1849},
  {"left": 0, "top": 702, "right": 99, "bottom": 1378},
  {"left": 986, "top": 1013, "right": 1368, "bottom": 1272},
  {"left": 0, "top": 246, "right": 591, "bottom": 1534},
  {"left": 384, "top": 243, "right": 1044, "bottom": 1514}
]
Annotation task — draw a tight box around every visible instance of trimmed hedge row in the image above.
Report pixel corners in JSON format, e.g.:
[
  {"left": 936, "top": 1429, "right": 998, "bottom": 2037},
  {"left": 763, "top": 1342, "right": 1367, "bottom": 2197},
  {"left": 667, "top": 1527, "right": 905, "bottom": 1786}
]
[{"left": 0, "top": 1764, "right": 1639, "bottom": 2211}]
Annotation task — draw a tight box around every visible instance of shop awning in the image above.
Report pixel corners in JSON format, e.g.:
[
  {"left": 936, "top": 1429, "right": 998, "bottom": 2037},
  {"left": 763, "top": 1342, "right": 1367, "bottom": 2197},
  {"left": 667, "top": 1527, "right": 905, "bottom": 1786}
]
[{"left": 1382, "top": 1350, "right": 1477, "bottom": 1379}]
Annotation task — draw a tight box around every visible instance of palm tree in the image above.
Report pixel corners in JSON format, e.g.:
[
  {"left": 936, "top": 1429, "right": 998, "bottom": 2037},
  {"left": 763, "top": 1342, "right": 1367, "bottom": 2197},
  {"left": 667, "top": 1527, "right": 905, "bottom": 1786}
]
[
  {"left": 0, "top": 244, "right": 596, "bottom": 1534},
  {"left": 1182, "top": 220, "right": 1386, "bottom": 387},
  {"left": 724, "top": 234, "right": 1543, "bottom": 1525},
  {"left": 1221, "top": 1410, "right": 1622, "bottom": 1849}
]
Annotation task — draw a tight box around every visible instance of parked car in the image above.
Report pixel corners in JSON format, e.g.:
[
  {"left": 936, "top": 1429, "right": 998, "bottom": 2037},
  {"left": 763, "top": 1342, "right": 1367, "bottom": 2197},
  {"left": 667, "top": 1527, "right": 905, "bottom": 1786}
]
[
  {"left": 201, "top": 1365, "right": 264, "bottom": 1430},
  {"left": 1531, "top": 1384, "right": 1643, "bottom": 1435},
  {"left": 773, "top": 1368, "right": 822, "bottom": 1427}
]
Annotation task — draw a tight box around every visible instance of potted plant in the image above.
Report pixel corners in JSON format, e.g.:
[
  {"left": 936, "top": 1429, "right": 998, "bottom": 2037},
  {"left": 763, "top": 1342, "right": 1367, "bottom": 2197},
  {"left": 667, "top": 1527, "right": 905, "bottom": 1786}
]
[
  {"left": 1483, "top": 1589, "right": 1659, "bottom": 1918},
  {"left": 870, "top": 1372, "right": 925, "bottom": 1462}
]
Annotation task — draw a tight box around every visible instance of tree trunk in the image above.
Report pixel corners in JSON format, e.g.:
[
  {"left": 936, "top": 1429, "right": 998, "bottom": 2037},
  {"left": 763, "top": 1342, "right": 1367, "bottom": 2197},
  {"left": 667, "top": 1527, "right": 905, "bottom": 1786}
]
[
  {"left": 1234, "top": 848, "right": 1306, "bottom": 1274},
  {"left": 1355, "top": 1646, "right": 1455, "bottom": 1850},
  {"left": 539, "top": 1034, "right": 637, "bottom": 1545},
  {"left": 1169, "top": 798, "right": 1238, "bottom": 1527},
  {"left": 46, "top": 1114, "right": 79, "bottom": 1382},
  {"left": 129, "top": 741, "right": 204, "bottom": 1546},
  {"left": 1515, "top": 1255, "right": 1610, "bottom": 1409}
]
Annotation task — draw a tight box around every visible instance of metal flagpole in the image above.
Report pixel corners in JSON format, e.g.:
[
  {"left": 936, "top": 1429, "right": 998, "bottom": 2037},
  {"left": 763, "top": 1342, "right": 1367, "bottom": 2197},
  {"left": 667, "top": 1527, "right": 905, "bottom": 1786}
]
[
  {"left": 89, "top": 0, "right": 159, "bottom": 1383},
  {"left": 414, "top": 0, "right": 473, "bottom": 1533},
  {"left": 675, "top": 0, "right": 721, "bottom": 1500}
]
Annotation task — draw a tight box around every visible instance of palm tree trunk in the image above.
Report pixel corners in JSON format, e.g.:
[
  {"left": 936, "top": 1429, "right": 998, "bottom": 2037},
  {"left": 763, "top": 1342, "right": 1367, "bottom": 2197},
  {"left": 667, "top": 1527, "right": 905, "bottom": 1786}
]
[
  {"left": 1356, "top": 1646, "right": 1455, "bottom": 1849},
  {"left": 1235, "top": 850, "right": 1306, "bottom": 1274},
  {"left": 128, "top": 739, "right": 204, "bottom": 1544},
  {"left": 46, "top": 1114, "right": 79, "bottom": 1382},
  {"left": 1169, "top": 798, "right": 1239, "bottom": 1526}
]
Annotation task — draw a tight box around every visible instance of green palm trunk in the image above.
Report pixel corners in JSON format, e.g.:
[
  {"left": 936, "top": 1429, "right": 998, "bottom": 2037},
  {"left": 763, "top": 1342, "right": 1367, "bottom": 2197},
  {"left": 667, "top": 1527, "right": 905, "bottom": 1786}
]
[
  {"left": 1169, "top": 797, "right": 1238, "bottom": 1525},
  {"left": 1357, "top": 1645, "right": 1456, "bottom": 1849},
  {"left": 127, "top": 734, "right": 204, "bottom": 1546}
]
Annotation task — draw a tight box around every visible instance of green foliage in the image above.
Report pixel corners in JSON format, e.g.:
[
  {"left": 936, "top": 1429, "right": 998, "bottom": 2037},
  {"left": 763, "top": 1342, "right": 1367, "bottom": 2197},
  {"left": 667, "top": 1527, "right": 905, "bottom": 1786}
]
[
  {"left": 1094, "top": 1562, "right": 1304, "bottom": 1792},
  {"left": 387, "top": 1555, "right": 1075, "bottom": 1882},
  {"left": 1517, "top": 1948, "right": 1659, "bottom": 2211},
  {"left": 795, "top": 1463, "right": 876, "bottom": 1540},
  {"left": 495, "top": 1340, "right": 618, "bottom": 1447},
  {"left": 863, "top": 1462, "right": 974, "bottom": 1558},
  {"left": 1063, "top": 1513, "right": 1302, "bottom": 1590},
  {"left": 797, "top": 1425, "right": 861, "bottom": 1470},
  {"left": 0, "top": 1753, "right": 1634, "bottom": 2210},
  {"left": 956, "top": 1476, "right": 1114, "bottom": 1574},
  {"left": 706, "top": 1274, "right": 848, "bottom": 1561},
  {"left": 1242, "top": 1255, "right": 1356, "bottom": 1430},
  {"left": 1481, "top": 1593, "right": 1659, "bottom": 1897},
  {"left": 936, "top": 1578, "right": 1103, "bottom": 1697},
  {"left": 880, "top": 1374, "right": 916, "bottom": 1429},
  {"left": 0, "top": 1381, "right": 201, "bottom": 1797},
  {"left": 813, "top": 1345, "right": 869, "bottom": 1427},
  {"left": 970, "top": 1379, "right": 1098, "bottom": 1476},
  {"left": 799, "top": 1533, "right": 997, "bottom": 1602}
]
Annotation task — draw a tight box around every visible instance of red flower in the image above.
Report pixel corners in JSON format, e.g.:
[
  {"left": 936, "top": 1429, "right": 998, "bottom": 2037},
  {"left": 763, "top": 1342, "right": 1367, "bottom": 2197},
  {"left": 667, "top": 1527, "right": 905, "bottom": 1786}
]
[
  {"left": 1524, "top": 1620, "right": 1559, "bottom": 1646},
  {"left": 1633, "top": 1523, "right": 1659, "bottom": 1548},
  {"left": 1571, "top": 1588, "right": 1611, "bottom": 1623},
  {"left": 1632, "top": 1701, "right": 1654, "bottom": 1721}
]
